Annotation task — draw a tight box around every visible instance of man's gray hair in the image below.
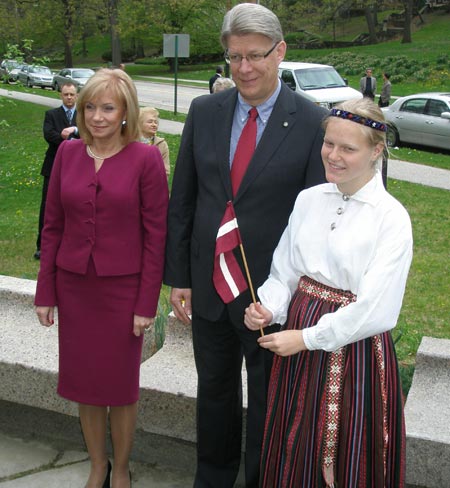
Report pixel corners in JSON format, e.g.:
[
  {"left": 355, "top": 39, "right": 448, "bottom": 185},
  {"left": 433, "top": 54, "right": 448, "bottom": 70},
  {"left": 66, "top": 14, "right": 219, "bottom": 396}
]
[{"left": 220, "top": 3, "right": 284, "bottom": 49}]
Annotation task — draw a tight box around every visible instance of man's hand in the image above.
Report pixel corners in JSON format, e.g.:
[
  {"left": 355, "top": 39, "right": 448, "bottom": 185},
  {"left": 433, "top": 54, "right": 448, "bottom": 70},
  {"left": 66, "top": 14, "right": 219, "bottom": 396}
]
[
  {"left": 170, "top": 288, "right": 192, "bottom": 325},
  {"left": 61, "top": 127, "right": 77, "bottom": 140}
]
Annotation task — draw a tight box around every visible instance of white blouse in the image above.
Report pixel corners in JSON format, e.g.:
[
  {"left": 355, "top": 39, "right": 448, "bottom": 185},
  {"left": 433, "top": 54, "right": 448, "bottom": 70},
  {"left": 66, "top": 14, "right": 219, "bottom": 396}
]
[{"left": 258, "top": 172, "right": 413, "bottom": 352}]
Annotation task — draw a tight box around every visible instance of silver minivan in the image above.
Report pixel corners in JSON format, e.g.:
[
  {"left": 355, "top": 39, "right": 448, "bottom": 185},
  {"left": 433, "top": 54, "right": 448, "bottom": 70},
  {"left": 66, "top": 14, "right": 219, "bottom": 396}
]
[{"left": 278, "top": 61, "right": 362, "bottom": 109}]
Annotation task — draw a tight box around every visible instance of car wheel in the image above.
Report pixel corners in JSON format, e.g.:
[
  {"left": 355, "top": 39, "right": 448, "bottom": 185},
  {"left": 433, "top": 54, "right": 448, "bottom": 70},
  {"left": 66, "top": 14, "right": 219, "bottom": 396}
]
[
  {"left": 26, "top": 78, "right": 33, "bottom": 88},
  {"left": 386, "top": 125, "right": 399, "bottom": 147}
]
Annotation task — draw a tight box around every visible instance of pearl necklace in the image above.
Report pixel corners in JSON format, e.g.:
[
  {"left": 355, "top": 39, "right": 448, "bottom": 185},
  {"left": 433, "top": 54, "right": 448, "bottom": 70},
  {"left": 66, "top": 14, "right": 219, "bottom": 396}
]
[{"left": 87, "top": 144, "right": 122, "bottom": 160}]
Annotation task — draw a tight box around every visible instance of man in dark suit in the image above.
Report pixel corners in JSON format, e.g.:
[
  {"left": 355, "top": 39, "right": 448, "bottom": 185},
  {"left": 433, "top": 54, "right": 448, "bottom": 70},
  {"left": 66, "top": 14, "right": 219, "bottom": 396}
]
[
  {"left": 34, "top": 82, "right": 79, "bottom": 259},
  {"left": 208, "top": 65, "right": 223, "bottom": 93},
  {"left": 164, "top": 4, "right": 327, "bottom": 487},
  {"left": 359, "top": 67, "right": 377, "bottom": 101}
]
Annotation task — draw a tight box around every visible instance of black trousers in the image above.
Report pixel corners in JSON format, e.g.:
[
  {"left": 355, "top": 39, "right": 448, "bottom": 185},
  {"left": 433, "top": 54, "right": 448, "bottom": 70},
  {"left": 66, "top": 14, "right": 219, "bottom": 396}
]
[
  {"left": 191, "top": 311, "right": 276, "bottom": 488},
  {"left": 36, "top": 175, "right": 50, "bottom": 251}
]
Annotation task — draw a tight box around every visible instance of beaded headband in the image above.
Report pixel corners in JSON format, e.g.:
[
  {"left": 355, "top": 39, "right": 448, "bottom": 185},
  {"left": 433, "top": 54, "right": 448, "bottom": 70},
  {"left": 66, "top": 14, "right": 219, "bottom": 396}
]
[{"left": 329, "top": 108, "right": 387, "bottom": 132}]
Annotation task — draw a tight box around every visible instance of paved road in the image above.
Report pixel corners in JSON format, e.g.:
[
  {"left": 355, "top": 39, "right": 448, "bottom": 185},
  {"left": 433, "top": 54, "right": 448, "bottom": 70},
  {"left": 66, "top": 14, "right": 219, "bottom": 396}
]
[
  {"left": 1, "top": 87, "right": 449, "bottom": 191},
  {"left": 134, "top": 79, "right": 208, "bottom": 113}
]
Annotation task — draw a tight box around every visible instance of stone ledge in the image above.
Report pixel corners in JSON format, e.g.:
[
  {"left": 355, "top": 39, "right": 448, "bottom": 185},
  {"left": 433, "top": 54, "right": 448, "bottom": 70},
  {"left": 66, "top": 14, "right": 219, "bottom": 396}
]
[
  {"left": 0, "top": 274, "right": 247, "bottom": 451},
  {"left": 0, "top": 274, "right": 248, "bottom": 481},
  {"left": 0, "top": 274, "right": 199, "bottom": 441},
  {"left": 404, "top": 336, "right": 450, "bottom": 487}
]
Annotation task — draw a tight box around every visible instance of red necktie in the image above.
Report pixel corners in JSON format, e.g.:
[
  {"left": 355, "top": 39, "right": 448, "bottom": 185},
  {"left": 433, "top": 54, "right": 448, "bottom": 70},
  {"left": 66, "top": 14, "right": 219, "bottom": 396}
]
[{"left": 231, "top": 107, "right": 258, "bottom": 196}]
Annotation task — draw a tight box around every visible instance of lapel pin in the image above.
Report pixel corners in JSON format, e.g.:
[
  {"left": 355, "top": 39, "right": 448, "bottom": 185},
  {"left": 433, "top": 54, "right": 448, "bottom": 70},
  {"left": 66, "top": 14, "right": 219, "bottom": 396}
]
[{"left": 283, "top": 121, "right": 288, "bottom": 127}]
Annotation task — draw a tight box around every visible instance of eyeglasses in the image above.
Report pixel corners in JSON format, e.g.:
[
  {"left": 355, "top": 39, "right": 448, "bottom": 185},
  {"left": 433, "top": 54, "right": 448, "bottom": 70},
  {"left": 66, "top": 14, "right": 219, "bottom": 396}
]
[{"left": 224, "top": 42, "right": 280, "bottom": 65}]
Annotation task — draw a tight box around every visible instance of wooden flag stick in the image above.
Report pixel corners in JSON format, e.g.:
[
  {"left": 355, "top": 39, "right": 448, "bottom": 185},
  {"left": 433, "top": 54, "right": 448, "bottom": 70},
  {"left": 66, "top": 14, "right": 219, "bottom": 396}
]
[{"left": 239, "top": 243, "right": 264, "bottom": 337}]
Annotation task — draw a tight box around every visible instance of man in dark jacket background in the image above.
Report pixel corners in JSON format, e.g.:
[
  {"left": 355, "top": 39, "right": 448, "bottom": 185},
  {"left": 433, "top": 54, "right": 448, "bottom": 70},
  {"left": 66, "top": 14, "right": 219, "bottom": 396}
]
[
  {"left": 34, "top": 82, "right": 79, "bottom": 259},
  {"left": 208, "top": 65, "right": 223, "bottom": 93}
]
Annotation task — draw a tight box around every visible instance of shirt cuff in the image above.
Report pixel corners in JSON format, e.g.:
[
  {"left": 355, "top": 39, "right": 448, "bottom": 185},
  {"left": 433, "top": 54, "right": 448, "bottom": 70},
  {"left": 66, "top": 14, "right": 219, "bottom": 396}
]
[{"left": 302, "top": 327, "right": 317, "bottom": 351}]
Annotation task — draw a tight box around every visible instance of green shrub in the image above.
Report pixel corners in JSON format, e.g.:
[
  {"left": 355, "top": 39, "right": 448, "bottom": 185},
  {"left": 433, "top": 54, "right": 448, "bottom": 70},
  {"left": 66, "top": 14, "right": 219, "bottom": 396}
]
[{"left": 286, "top": 50, "right": 449, "bottom": 87}]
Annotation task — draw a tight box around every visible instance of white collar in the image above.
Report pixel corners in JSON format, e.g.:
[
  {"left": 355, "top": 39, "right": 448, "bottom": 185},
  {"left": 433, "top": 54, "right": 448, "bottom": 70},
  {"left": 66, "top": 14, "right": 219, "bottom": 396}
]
[{"left": 323, "top": 171, "right": 385, "bottom": 207}]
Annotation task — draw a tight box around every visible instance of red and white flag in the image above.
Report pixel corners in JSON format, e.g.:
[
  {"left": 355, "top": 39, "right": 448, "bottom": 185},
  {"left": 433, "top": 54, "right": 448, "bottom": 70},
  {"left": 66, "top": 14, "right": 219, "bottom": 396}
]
[{"left": 213, "top": 201, "right": 248, "bottom": 303}]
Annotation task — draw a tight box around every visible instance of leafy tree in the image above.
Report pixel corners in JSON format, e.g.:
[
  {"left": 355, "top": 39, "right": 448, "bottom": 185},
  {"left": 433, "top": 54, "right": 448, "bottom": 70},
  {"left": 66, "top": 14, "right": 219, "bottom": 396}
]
[
  {"left": 275, "top": 0, "right": 392, "bottom": 44},
  {"left": 2, "top": 39, "right": 49, "bottom": 65},
  {"left": 118, "top": 0, "right": 224, "bottom": 65}
]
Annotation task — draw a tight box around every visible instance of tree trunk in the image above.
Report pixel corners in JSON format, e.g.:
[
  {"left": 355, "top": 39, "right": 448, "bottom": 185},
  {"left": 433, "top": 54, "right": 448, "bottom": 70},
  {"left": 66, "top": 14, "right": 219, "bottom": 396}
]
[
  {"left": 64, "top": 40, "right": 73, "bottom": 68},
  {"left": 62, "top": 0, "right": 75, "bottom": 68},
  {"left": 364, "top": 6, "right": 378, "bottom": 44},
  {"left": 109, "top": 0, "right": 122, "bottom": 67},
  {"left": 137, "top": 38, "right": 145, "bottom": 58},
  {"left": 402, "top": 0, "right": 413, "bottom": 43}
]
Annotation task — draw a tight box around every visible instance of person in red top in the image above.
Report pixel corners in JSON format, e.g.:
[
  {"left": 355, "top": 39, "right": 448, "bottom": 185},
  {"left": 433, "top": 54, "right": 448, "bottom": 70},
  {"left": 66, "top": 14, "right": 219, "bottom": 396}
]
[{"left": 35, "top": 68, "right": 168, "bottom": 488}]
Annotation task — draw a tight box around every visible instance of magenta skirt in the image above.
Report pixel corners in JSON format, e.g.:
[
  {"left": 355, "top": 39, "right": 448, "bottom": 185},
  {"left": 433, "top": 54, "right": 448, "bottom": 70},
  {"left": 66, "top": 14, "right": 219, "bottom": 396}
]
[{"left": 55, "top": 258, "right": 143, "bottom": 406}]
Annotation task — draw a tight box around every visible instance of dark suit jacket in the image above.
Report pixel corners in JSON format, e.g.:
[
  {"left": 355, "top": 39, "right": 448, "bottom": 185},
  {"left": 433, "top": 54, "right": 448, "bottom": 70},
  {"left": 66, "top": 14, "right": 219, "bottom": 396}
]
[
  {"left": 164, "top": 83, "right": 327, "bottom": 324},
  {"left": 209, "top": 73, "right": 221, "bottom": 93},
  {"left": 35, "top": 140, "right": 169, "bottom": 317},
  {"left": 41, "top": 106, "right": 78, "bottom": 177}
]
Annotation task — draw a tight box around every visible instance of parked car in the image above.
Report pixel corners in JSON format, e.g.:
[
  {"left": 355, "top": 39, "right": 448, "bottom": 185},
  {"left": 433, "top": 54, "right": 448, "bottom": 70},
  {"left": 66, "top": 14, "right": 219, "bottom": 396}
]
[
  {"left": 17, "top": 65, "right": 54, "bottom": 89},
  {"left": 0, "top": 60, "right": 27, "bottom": 83},
  {"left": 382, "top": 93, "right": 450, "bottom": 151},
  {"left": 278, "top": 61, "right": 362, "bottom": 109},
  {"left": 52, "top": 68, "right": 95, "bottom": 91},
  {"left": 9, "top": 63, "right": 28, "bottom": 83}
]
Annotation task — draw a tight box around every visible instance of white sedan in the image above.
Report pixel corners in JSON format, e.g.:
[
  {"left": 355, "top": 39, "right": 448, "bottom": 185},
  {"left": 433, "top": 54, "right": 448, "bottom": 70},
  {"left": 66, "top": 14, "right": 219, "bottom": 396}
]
[{"left": 382, "top": 92, "right": 450, "bottom": 151}]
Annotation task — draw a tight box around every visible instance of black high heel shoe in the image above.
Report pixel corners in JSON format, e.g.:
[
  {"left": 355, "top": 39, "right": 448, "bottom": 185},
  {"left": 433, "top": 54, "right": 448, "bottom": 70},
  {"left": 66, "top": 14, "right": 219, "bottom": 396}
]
[{"left": 102, "top": 461, "right": 112, "bottom": 488}]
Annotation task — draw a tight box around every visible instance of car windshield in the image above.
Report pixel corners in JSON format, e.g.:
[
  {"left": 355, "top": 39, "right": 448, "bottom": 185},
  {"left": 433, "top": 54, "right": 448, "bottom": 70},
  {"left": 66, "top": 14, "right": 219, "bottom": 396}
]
[
  {"left": 294, "top": 67, "right": 346, "bottom": 90},
  {"left": 73, "top": 69, "right": 94, "bottom": 78},
  {"left": 32, "top": 66, "right": 52, "bottom": 74},
  {"left": 4, "top": 60, "right": 21, "bottom": 70}
]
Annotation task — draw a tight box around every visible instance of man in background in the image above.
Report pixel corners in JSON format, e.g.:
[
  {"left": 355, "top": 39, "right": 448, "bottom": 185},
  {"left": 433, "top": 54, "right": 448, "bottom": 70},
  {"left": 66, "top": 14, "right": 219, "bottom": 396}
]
[
  {"left": 34, "top": 82, "right": 79, "bottom": 259},
  {"left": 164, "top": 3, "right": 327, "bottom": 486},
  {"left": 360, "top": 67, "right": 377, "bottom": 100},
  {"left": 208, "top": 65, "right": 223, "bottom": 93}
]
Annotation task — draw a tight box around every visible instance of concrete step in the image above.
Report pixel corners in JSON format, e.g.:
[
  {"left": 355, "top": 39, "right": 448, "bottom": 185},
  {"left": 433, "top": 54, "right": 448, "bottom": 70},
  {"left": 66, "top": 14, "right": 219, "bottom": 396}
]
[{"left": 404, "top": 336, "right": 450, "bottom": 487}]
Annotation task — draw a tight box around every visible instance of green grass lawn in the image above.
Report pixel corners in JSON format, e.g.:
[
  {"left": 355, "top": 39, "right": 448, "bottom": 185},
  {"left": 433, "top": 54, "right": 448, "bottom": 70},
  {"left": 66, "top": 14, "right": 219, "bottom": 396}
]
[{"left": 1, "top": 97, "right": 449, "bottom": 395}]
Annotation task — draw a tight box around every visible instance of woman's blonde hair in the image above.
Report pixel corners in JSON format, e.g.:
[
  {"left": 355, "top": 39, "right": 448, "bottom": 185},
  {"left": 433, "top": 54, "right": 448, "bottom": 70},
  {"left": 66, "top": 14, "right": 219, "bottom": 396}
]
[{"left": 76, "top": 68, "right": 140, "bottom": 145}]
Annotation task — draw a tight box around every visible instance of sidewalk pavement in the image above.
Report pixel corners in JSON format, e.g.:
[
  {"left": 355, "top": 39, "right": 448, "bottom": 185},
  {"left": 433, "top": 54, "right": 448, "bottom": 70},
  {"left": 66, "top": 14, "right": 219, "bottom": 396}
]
[
  {"left": 1, "top": 87, "right": 449, "bottom": 191},
  {"left": 0, "top": 431, "right": 192, "bottom": 487}
]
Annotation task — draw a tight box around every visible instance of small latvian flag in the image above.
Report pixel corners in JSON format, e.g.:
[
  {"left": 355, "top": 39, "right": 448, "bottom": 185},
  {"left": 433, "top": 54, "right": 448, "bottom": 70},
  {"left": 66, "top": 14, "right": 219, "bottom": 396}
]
[{"left": 212, "top": 201, "right": 248, "bottom": 303}]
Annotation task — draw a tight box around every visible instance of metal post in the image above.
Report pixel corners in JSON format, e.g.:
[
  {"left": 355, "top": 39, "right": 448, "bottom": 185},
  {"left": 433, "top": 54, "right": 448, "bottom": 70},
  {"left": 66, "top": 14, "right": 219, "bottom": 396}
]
[{"left": 174, "top": 35, "right": 178, "bottom": 115}]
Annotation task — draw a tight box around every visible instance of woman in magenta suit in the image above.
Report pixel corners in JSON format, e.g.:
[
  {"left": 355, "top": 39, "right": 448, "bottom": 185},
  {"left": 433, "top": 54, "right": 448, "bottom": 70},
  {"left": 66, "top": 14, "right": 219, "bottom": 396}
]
[{"left": 35, "top": 68, "right": 169, "bottom": 488}]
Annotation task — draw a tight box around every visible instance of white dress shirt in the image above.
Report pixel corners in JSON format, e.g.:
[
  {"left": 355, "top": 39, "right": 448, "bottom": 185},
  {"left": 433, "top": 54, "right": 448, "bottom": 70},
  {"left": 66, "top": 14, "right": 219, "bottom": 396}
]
[{"left": 258, "top": 171, "right": 413, "bottom": 352}]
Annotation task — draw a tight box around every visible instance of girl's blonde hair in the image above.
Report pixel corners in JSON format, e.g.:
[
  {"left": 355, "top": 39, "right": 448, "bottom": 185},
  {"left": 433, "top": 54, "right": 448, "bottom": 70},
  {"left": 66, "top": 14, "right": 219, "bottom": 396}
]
[{"left": 324, "top": 97, "right": 387, "bottom": 149}]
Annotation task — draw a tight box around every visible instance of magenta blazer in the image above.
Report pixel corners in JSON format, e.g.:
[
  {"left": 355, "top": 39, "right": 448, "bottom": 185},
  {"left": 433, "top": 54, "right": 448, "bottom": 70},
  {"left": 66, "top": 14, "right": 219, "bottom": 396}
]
[{"left": 35, "top": 139, "right": 169, "bottom": 317}]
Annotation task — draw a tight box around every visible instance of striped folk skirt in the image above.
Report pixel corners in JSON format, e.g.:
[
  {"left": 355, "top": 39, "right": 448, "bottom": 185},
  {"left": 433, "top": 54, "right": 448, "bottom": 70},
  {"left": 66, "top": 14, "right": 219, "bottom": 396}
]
[{"left": 260, "top": 276, "right": 405, "bottom": 488}]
